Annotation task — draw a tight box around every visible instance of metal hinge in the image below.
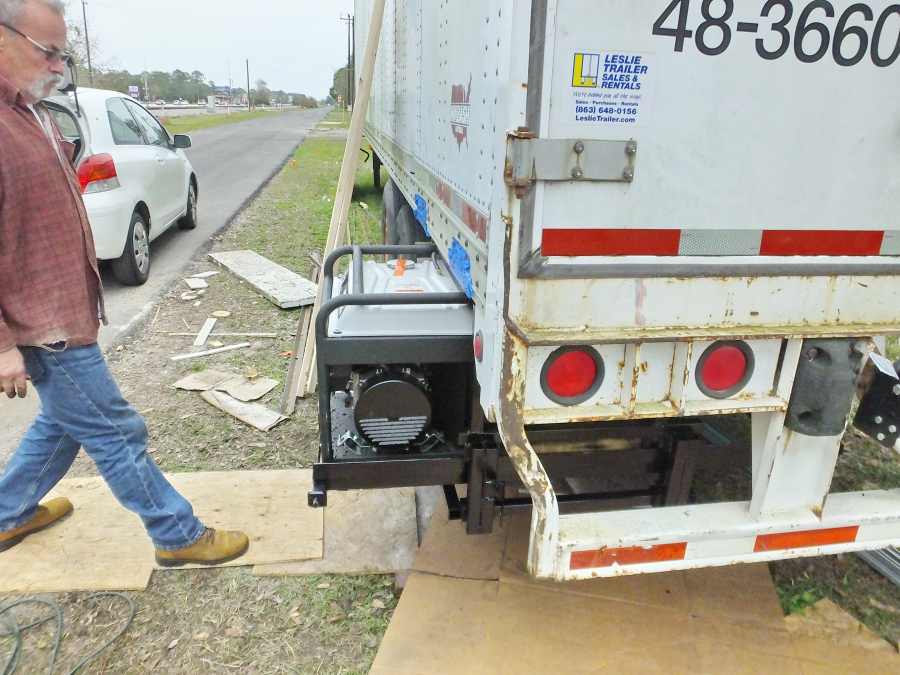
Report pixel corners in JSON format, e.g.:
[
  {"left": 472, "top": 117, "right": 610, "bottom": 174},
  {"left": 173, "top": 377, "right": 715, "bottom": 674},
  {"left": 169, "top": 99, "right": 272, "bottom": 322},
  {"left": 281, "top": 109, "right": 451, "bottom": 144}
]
[{"left": 504, "top": 129, "right": 637, "bottom": 197}]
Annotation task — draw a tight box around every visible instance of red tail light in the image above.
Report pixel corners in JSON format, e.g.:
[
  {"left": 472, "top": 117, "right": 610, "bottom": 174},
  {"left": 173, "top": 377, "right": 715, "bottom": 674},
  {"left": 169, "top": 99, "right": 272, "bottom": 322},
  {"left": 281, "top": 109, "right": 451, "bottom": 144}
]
[
  {"left": 473, "top": 331, "right": 484, "bottom": 363},
  {"left": 77, "top": 153, "right": 120, "bottom": 194},
  {"left": 541, "top": 347, "right": 604, "bottom": 405},
  {"left": 696, "top": 341, "right": 754, "bottom": 398}
]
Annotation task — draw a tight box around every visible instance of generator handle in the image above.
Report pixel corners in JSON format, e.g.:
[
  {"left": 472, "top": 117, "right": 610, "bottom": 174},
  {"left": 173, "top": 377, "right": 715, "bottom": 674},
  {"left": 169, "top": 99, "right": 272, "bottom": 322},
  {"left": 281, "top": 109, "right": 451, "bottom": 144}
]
[
  {"left": 323, "top": 243, "right": 439, "bottom": 302},
  {"left": 316, "top": 292, "right": 470, "bottom": 344}
]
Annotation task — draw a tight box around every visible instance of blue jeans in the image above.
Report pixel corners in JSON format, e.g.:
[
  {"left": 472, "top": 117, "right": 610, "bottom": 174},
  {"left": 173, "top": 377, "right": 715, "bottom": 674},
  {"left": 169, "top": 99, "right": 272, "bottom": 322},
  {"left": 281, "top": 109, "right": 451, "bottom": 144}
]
[{"left": 0, "top": 343, "right": 204, "bottom": 550}]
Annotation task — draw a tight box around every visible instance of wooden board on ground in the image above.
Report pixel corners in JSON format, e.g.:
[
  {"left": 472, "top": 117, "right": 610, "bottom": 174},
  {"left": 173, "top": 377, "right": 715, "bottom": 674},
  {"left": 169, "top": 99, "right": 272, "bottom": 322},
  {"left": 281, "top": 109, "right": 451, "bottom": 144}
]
[
  {"left": 411, "top": 488, "right": 507, "bottom": 581},
  {"left": 200, "top": 390, "right": 286, "bottom": 431},
  {"left": 174, "top": 371, "right": 279, "bottom": 402},
  {"left": 253, "top": 488, "right": 417, "bottom": 577},
  {"left": 784, "top": 597, "right": 899, "bottom": 656},
  {"left": 209, "top": 250, "right": 317, "bottom": 309},
  {"left": 0, "top": 470, "right": 323, "bottom": 593}
]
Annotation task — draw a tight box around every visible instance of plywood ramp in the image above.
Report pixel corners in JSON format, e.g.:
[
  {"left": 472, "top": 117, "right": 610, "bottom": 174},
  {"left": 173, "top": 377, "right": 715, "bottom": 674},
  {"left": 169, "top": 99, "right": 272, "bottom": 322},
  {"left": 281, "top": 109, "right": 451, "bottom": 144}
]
[{"left": 0, "top": 470, "right": 323, "bottom": 593}]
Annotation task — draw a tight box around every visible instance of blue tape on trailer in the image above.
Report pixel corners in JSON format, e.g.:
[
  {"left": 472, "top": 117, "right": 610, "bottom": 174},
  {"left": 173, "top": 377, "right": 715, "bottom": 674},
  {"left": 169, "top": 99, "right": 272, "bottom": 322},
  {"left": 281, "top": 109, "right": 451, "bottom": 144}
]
[
  {"left": 448, "top": 239, "right": 474, "bottom": 299},
  {"left": 414, "top": 194, "right": 430, "bottom": 236}
]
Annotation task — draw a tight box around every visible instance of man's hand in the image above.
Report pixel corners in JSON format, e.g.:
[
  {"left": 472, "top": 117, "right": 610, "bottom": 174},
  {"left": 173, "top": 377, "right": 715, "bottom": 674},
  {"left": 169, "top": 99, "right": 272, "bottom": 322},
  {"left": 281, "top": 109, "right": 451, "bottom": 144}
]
[{"left": 0, "top": 347, "right": 27, "bottom": 399}]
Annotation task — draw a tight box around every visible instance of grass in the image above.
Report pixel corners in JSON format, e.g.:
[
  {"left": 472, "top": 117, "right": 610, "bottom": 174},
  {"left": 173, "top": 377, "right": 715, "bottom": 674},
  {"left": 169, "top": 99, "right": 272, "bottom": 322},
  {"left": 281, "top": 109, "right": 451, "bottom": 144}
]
[{"left": 161, "top": 109, "right": 294, "bottom": 136}]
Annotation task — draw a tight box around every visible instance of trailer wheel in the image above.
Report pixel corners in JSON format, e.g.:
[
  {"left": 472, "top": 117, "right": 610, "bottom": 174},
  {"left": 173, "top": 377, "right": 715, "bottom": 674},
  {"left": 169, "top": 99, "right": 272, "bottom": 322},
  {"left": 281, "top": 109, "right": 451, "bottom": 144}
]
[
  {"left": 383, "top": 180, "right": 404, "bottom": 245},
  {"left": 396, "top": 204, "right": 425, "bottom": 246},
  {"left": 373, "top": 152, "right": 382, "bottom": 190}
]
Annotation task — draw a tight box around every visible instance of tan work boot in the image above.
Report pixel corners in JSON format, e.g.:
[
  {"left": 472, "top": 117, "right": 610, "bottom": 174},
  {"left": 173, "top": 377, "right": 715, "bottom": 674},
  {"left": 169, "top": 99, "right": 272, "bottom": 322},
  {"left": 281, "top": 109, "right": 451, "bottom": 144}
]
[
  {"left": 155, "top": 528, "right": 250, "bottom": 567},
  {"left": 0, "top": 497, "right": 73, "bottom": 552}
]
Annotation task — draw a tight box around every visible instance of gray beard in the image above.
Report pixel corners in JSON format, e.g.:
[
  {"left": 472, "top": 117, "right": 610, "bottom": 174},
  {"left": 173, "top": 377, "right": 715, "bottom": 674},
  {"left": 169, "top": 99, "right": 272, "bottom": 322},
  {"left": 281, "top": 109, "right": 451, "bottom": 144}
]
[{"left": 25, "top": 74, "right": 64, "bottom": 102}]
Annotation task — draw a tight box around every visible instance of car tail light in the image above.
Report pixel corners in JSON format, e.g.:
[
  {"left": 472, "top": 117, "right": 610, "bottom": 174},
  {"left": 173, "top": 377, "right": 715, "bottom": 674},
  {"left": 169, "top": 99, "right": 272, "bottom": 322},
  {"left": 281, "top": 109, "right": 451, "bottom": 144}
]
[
  {"left": 540, "top": 347, "right": 604, "bottom": 406},
  {"left": 695, "top": 341, "right": 755, "bottom": 399},
  {"left": 77, "top": 153, "right": 121, "bottom": 194}
]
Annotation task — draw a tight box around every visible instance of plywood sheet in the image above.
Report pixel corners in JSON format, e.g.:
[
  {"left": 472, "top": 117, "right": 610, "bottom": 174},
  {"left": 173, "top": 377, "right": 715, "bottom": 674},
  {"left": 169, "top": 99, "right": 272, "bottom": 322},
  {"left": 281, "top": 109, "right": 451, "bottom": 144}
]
[
  {"left": 500, "top": 512, "right": 693, "bottom": 612},
  {"left": 200, "top": 391, "right": 286, "bottom": 431},
  {"left": 253, "top": 488, "right": 417, "bottom": 576},
  {"left": 209, "top": 250, "right": 316, "bottom": 309},
  {"left": 0, "top": 470, "right": 323, "bottom": 593},
  {"left": 373, "top": 573, "right": 899, "bottom": 675},
  {"left": 785, "top": 598, "right": 899, "bottom": 656},
  {"left": 411, "top": 492, "right": 508, "bottom": 581}
]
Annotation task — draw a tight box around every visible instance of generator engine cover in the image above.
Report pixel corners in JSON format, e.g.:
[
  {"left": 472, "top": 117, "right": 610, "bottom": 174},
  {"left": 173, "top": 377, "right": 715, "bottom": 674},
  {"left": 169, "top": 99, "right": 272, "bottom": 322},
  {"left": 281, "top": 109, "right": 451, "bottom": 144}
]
[
  {"left": 328, "top": 258, "right": 473, "bottom": 338},
  {"left": 354, "top": 371, "right": 432, "bottom": 447}
]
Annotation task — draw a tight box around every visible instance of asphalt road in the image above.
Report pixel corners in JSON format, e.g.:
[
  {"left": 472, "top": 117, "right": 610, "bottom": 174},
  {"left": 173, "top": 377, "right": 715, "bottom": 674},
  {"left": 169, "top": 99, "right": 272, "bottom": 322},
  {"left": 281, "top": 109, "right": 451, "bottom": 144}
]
[{"left": 1, "top": 107, "right": 329, "bottom": 455}]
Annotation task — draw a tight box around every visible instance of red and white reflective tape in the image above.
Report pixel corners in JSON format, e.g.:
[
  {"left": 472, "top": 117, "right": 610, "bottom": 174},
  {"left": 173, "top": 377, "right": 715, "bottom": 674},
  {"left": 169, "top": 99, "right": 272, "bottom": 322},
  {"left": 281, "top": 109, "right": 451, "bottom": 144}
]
[
  {"left": 569, "top": 525, "right": 862, "bottom": 572},
  {"left": 542, "top": 229, "right": 898, "bottom": 257}
]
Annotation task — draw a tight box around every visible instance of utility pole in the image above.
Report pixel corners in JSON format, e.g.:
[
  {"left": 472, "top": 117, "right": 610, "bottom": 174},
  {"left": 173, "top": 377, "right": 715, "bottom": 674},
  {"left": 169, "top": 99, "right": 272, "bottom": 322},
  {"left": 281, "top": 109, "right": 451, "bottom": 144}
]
[
  {"left": 340, "top": 14, "right": 353, "bottom": 110},
  {"left": 351, "top": 15, "right": 356, "bottom": 108},
  {"left": 81, "top": 0, "right": 94, "bottom": 85},
  {"left": 246, "top": 59, "right": 251, "bottom": 111}
]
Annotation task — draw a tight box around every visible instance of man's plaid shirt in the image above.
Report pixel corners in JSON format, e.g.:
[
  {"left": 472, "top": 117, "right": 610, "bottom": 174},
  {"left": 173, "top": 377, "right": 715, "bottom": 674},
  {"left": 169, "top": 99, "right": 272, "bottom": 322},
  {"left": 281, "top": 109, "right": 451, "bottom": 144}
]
[{"left": 0, "top": 72, "right": 104, "bottom": 352}]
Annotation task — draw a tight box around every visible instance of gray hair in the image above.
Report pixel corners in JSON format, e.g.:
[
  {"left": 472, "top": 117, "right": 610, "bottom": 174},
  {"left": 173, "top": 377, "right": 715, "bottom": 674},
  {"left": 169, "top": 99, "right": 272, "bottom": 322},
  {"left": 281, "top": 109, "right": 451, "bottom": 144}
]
[{"left": 0, "top": 0, "right": 66, "bottom": 25}]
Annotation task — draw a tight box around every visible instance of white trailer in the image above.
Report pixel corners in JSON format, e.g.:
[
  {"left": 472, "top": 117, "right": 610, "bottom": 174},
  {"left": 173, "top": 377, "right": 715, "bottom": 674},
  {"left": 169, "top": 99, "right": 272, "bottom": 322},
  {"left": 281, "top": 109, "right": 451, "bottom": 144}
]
[{"left": 310, "top": 0, "right": 900, "bottom": 581}]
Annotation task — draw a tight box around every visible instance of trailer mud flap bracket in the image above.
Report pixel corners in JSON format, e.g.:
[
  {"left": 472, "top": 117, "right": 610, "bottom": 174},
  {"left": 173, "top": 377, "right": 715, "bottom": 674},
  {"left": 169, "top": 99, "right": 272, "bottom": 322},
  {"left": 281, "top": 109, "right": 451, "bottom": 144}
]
[{"left": 505, "top": 134, "right": 636, "bottom": 197}]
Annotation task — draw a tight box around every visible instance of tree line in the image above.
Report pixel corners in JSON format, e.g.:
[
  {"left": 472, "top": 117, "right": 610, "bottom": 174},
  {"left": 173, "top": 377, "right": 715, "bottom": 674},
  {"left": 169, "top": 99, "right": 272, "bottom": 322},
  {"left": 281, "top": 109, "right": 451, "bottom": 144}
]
[{"left": 65, "top": 22, "right": 320, "bottom": 108}]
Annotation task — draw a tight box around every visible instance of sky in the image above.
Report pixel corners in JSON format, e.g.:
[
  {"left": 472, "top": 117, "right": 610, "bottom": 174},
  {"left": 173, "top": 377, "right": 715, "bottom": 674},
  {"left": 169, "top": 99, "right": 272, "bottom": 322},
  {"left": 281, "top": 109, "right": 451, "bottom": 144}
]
[{"left": 65, "top": 0, "right": 355, "bottom": 96}]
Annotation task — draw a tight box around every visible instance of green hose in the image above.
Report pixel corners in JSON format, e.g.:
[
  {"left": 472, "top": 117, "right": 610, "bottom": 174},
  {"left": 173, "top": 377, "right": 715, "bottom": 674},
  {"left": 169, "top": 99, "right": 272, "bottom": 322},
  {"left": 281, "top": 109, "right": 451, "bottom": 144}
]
[{"left": 0, "top": 593, "right": 135, "bottom": 675}]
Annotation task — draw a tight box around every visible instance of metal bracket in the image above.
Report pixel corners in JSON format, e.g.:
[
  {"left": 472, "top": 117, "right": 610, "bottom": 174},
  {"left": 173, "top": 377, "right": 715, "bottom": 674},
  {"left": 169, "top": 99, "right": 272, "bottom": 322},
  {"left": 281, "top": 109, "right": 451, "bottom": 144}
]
[
  {"left": 504, "top": 130, "right": 636, "bottom": 197},
  {"left": 308, "top": 481, "right": 327, "bottom": 508},
  {"left": 854, "top": 353, "right": 900, "bottom": 451}
]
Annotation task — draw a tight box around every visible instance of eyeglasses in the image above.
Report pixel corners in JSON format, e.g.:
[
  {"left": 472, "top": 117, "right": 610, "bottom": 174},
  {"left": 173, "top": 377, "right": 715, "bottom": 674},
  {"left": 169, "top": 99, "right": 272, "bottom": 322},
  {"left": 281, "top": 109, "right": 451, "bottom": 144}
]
[{"left": 0, "top": 22, "right": 72, "bottom": 64}]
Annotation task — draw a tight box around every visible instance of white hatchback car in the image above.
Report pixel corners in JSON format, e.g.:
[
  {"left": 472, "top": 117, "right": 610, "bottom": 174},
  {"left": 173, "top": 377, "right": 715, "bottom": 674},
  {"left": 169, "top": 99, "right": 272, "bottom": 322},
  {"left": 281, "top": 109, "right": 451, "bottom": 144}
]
[{"left": 44, "top": 88, "right": 198, "bottom": 286}]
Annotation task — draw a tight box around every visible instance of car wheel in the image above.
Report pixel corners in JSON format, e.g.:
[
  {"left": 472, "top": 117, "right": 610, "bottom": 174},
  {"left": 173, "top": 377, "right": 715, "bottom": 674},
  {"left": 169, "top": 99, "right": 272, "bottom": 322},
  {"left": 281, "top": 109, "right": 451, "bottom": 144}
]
[
  {"left": 178, "top": 182, "right": 198, "bottom": 230},
  {"left": 111, "top": 211, "right": 151, "bottom": 286}
]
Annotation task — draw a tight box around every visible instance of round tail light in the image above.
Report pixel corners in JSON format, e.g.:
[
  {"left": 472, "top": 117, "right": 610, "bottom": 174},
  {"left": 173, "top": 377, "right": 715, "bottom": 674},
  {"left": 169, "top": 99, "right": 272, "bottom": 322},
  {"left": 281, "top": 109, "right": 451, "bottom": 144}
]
[
  {"left": 540, "top": 347, "right": 604, "bottom": 406},
  {"left": 473, "top": 331, "right": 484, "bottom": 362},
  {"left": 696, "top": 341, "right": 754, "bottom": 399}
]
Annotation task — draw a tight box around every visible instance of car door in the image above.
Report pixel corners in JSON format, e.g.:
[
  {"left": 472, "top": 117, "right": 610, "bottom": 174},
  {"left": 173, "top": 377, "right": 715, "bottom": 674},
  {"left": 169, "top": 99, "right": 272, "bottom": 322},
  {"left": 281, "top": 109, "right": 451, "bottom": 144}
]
[
  {"left": 105, "top": 96, "right": 164, "bottom": 225},
  {"left": 124, "top": 100, "right": 186, "bottom": 231},
  {"left": 44, "top": 100, "right": 86, "bottom": 166}
]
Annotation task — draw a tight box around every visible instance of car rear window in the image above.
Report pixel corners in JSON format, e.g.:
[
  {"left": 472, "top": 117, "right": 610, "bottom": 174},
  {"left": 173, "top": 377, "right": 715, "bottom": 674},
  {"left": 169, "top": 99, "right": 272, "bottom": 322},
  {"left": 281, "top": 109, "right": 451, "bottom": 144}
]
[{"left": 106, "top": 98, "right": 143, "bottom": 145}]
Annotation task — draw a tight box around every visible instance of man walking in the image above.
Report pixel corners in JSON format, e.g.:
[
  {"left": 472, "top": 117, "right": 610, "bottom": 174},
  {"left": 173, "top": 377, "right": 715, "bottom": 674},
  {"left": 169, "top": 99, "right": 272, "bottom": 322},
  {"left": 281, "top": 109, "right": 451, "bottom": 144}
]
[{"left": 0, "top": 0, "right": 249, "bottom": 566}]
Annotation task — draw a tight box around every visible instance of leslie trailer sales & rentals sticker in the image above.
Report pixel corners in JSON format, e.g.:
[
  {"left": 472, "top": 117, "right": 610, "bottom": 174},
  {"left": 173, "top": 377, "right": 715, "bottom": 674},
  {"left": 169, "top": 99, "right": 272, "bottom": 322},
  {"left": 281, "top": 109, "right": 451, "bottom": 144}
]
[{"left": 571, "top": 51, "right": 655, "bottom": 127}]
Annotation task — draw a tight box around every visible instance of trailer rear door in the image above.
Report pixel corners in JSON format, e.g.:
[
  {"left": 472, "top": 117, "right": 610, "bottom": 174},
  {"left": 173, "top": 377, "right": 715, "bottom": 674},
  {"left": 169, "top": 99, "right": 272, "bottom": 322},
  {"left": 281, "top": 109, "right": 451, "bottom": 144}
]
[{"left": 525, "top": 0, "right": 900, "bottom": 276}]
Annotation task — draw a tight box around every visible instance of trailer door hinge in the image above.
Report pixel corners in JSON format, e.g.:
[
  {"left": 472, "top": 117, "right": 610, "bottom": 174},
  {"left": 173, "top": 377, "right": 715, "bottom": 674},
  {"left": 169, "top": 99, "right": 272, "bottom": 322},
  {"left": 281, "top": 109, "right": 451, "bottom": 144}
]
[{"left": 504, "top": 133, "right": 637, "bottom": 197}]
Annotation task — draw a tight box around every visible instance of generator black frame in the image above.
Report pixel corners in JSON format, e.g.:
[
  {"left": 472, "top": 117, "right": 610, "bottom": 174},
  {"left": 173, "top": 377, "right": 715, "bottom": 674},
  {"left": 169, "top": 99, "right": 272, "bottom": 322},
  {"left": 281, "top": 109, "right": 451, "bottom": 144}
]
[{"left": 313, "top": 243, "right": 471, "bottom": 462}]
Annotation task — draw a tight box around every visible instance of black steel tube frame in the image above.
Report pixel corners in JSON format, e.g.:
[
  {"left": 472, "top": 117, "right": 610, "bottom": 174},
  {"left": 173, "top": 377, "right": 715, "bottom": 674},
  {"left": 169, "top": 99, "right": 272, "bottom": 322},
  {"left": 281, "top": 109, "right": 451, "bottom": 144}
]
[{"left": 315, "top": 244, "right": 471, "bottom": 466}]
